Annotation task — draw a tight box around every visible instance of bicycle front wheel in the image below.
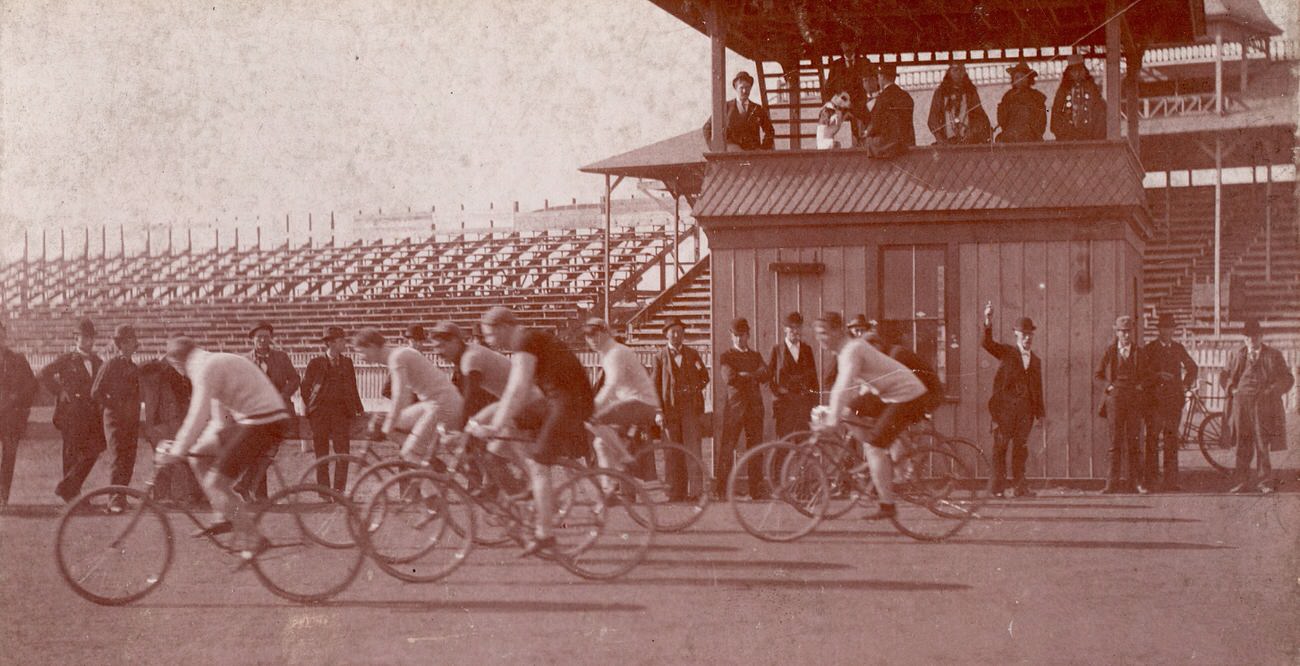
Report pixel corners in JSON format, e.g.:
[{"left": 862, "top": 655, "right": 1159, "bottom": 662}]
[
  {"left": 889, "top": 447, "right": 983, "bottom": 542},
  {"left": 55, "top": 486, "right": 173, "bottom": 606},
  {"left": 250, "top": 484, "right": 363, "bottom": 604},
  {"left": 1197, "top": 412, "right": 1232, "bottom": 474},
  {"left": 730, "top": 441, "right": 828, "bottom": 542},
  {"left": 552, "top": 468, "right": 655, "bottom": 580},
  {"left": 629, "top": 442, "right": 710, "bottom": 532},
  {"left": 364, "top": 470, "right": 476, "bottom": 583}
]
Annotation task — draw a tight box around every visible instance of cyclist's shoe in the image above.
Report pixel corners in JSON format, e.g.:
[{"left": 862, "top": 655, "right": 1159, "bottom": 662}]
[
  {"left": 192, "top": 520, "right": 234, "bottom": 538},
  {"left": 1136, "top": 483, "right": 1151, "bottom": 495},
  {"left": 107, "top": 495, "right": 130, "bottom": 514},
  {"left": 861, "top": 503, "right": 897, "bottom": 521},
  {"left": 234, "top": 535, "right": 272, "bottom": 570},
  {"left": 989, "top": 488, "right": 1005, "bottom": 499},
  {"left": 1259, "top": 480, "right": 1279, "bottom": 494},
  {"left": 518, "top": 535, "right": 559, "bottom": 558},
  {"left": 1228, "top": 481, "right": 1257, "bottom": 494}
]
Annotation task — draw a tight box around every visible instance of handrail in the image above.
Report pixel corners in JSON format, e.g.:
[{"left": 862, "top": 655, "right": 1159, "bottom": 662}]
[
  {"left": 622, "top": 254, "right": 711, "bottom": 334},
  {"left": 608, "top": 224, "right": 700, "bottom": 305}
]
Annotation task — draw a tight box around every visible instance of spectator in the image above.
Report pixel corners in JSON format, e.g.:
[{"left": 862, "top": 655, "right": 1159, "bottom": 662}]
[
  {"left": 1051, "top": 53, "right": 1107, "bottom": 141},
  {"left": 716, "top": 318, "right": 769, "bottom": 499},
  {"left": 238, "top": 321, "right": 300, "bottom": 501},
  {"left": 701, "top": 71, "right": 776, "bottom": 151},
  {"left": 1096, "top": 315, "right": 1148, "bottom": 494},
  {"left": 0, "top": 321, "right": 38, "bottom": 506},
  {"left": 299, "top": 326, "right": 365, "bottom": 492},
  {"left": 139, "top": 359, "right": 205, "bottom": 507},
  {"left": 982, "top": 304, "right": 1045, "bottom": 498},
  {"left": 847, "top": 315, "right": 873, "bottom": 339},
  {"left": 996, "top": 61, "right": 1047, "bottom": 143},
  {"left": 90, "top": 325, "right": 143, "bottom": 513},
  {"left": 38, "top": 318, "right": 106, "bottom": 503},
  {"left": 928, "top": 63, "right": 992, "bottom": 145},
  {"left": 768, "top": 312, "right": 818, "bottom": 439},
  {"left": 816, "top": 91, "right": 856, "bottom": 149},
  {"left": 1142, "top": 313, "right": 1198, "bottom": 492},
  {"left": 823, "top": 40, "right": 875, "bottom": 140},
  {"left": 864, "top": 64, "right": 915, "bottom": 158},
  {"left": 651, "top": 318, "right": 709, "bottom": 502},
  {"left": 1222, "top": 319, "right": 1293, "bottom": 494}
]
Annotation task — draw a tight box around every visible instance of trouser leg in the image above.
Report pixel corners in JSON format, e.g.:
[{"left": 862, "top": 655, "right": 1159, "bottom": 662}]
[
  {"left": 56, "top": 421, "right": 104, "bottom": 500},
  {"left": 1009, "top": 419, "right": 1031, "bottom": 488},
  {"left": 0, "top": 433, "right": 18, "bottom": 503},
  {"left": 742, "top": 409, "right": 765, "bottom": 496},
  {"left": 106, "top": 418, "right": 140, "bottom": 488},
  {"left": 990, "top": 426, "right": 1010, "bottom": 493},
  {"left": 1160, "top": 403, "right": 1183, "bottom": 486},
  {"left": 310, "top": 414, "right": 332, "bottom": 487},
  {"left": 1232, "top": 399, "right": 1257, "bottom": 483},
  {"left": 331, "top": 416, "right": 352, "bottom": 492},
  {"left": 715, "top": 412, "right": 741, "bottom": 494}
]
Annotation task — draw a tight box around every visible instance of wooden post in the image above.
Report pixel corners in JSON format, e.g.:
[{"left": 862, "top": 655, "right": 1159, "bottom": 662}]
[
  {"left": 604, "top": 174, "right": 612, "bottom": 323},
  {"left": 1240, "top": 40, "right": 1249, "bottom": 92},
  {"left": 1125, "top": 47, "right": 1143, "bottom": 153},
  {"left": 709, "top": 0, "right": 727, "bottom": 152},
  {"left": 1105, "top": 0, "right": 1122, "bottom": 140},
  {"left": 1214, "top": 26, "right": 1224, "bottom": 115},
  {"left": 1213, "top": 134, "right": 1222, "bottom": 335},
  {"left": 1265, "top": 163, "right": 1272, "bottom": 281},
  {"left": 674, "top": 193, "right": 682, "bottom": 280}
]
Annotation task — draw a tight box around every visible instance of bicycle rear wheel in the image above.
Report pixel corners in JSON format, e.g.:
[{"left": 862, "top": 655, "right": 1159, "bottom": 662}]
[
  {"left": 889, "top": 447, "right": 982, "bottom": 542},
  {"left": 1197, "top": 412, "right": 1232, "bottom": 474},
  {"left": 364, "top": 470, "right": 476, "bottom": 583},
  {"left": 730, "top": 441, "right": 828, "bottom": 542},
  {"left": 629, "top": 442, "right": 710, "bottom": 532},
  {"left": 551, "top": 468, "right": 655, "bottom": 580},
  {"left": 250, "top": 484, "right": 363, "bottom": 604},
  {"left": 55, "top": 486, "right": 173, "bottom": 606}
]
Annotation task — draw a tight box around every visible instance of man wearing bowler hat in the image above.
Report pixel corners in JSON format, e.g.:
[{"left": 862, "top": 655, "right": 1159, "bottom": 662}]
[
  {"left": 651, "top": 317, "right": 709, "bottom": 500},
  {"left": 91, "top": 325, "right": 143, "bottom": 512},
  {"left": 1096, "top": 315, "right": 1149, "bottom": 493},
  {"left": 701, "top": 71, "right": 775, "bottom": 151},
  {"left": 239, "top": 321, "right": 300, "bottom": 500},
  {"left": 769, "top": 312, "right": 818, "bottom": 440},
  {"left": 996, "top": 61, "right": 1047, "bottom": 143},
  {"left": 1142, "top": 313, "right": 1198, "bottom": 491},
  {"left": 39, "top": 318, "right": 107, "bottom": 503},
  {"left": 299, "top": 326, "right": 364, "bottom": 491},
  {"left": 1221, "top": 319, "right": 1293, "bottom": 493},
  {"left": 982, "top": 303, "right": 1044, "bottom": 498},
  {"left": 716, "top": 317, "right": 770, "bottom": 498}
]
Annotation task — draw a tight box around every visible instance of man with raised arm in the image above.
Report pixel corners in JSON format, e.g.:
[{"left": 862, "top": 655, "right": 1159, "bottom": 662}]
[{"left": 981, "top": 303, "right": 1044, "bottom": 498}]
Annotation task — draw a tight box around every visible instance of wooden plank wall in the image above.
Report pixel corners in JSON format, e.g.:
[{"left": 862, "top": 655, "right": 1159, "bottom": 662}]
[{"left": 714, "top": 237, "right": 1142, "bottom": 479}]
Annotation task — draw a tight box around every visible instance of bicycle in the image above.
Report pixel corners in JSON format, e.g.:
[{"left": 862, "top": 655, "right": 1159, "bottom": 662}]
[
  {"left": 54, "top": 456, "right": 364, "bottom": 606},
  {"left": 1180, "top": 380, "right": 1229, "bottom": 473},
  {"left": 587, "top": 422, "right": 712, "bottom": 533}
]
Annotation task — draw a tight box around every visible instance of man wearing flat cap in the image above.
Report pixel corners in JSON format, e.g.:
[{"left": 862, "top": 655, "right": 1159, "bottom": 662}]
[
  {"left": 0, "top": 320, "right": 39, "bottom": 506},
  {"left": 1096, "top": 314, "right": 1149, "bottom": 493},
  {"left": 1221, "top": 319, "right": 1293, "bottom": 494},
  {"left": 90, "top": 325, "right": 144, "bottom": 511},
  {"left": 996, "top": 61, "right": 1047, "bottom": 143},
  {"left": 651, "top": 317, "right": 709, "bottom": 500},
  {"left": 299, "top": 326, "right": 364, "bottom": 491},
  {"left": 239, "top": 320, "right": 300, "bottom": 500},
  {"left": 701, "top": 71, "right": 775, "bottom": 151},
  {"left": 716, "top": 317, "right": 770, "bottom": 498},
  {"left": 983, "top": 303, "right": 1044, "bottom": 498},
  {"left": 1142, "top": 313, "right": 1198, "bottom": 491},
  {"left": 769, "top": 312, "right": 818, "bottom": 440},
  {"left": 39, "top": 318, "right": 106, "bottom": 502}
]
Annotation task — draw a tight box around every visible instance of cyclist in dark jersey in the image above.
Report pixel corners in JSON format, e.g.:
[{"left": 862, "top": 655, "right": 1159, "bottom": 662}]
[{"left": 474, "top": 307, "right": 595, "bottom": 556}]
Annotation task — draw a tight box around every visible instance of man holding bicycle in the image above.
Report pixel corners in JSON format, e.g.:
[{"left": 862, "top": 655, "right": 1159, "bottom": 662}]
[
  {"left": 813, "top": 312, "right": 929, "bottom": 520},
  {"left": 157, "top": 337, "right": 294, "bottom": 557}
]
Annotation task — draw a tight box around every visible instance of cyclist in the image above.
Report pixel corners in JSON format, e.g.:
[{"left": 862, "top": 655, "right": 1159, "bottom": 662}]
[
  {"left": 156, "top": 336, "right": 294, "bottom": 557},
  {"left": 352, "top": 328, "right": 463, "bottom": 463},
  {"left": 813, "top": 312, "right": 929, "bottom": 520},
  {"left": 581, "top": 318, "right": 658, "bottom": 472},
  {"left": 474, "top": 306, "right": 594, "bottom": 556}
]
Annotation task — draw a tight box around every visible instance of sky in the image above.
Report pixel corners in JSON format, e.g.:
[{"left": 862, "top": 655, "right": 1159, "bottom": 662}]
[{"left": 1, "top": 0, "right": 1295, "bottom": 258}]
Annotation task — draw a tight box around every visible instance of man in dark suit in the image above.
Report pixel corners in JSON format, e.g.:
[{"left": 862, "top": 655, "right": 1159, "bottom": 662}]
[
  {"left": 864, "top": 64, "right": 915, "bottom": 158},
  {"left": 716, "top": 318, "right": 769, "bottom": 499},
  {"left": 701, "top": 71, "right": 776, "bottom": 151},
  {"left": 982, "top": 304, "right": 1045, "bottom": 498},
  {"left": 823, "top": 40, "right": 876, "bottom": 141},
  {"left": 1221, "top": 319, "right": 1294, "bottom": 494},
  {"left": 299, "top": 326, "right": 365, "bottom": 492},
  {"left": 38, "top": 318, "right": 106, "bottom": 503},
  {"left": 1142, "top": 313, "right": 1198, "bottom": 491},
  {"left": 768, "top": 312, "right": 818, "bottom": 439},
  {"left": 0, "top": 321, "right": 39, "bottom": 506},
  {"left": 651, "top": 318, "right": 709, "bottom": 501},
  {"left": 1096, "top": 315, "right": 1149, "bottom": 494},
  {"left": 238, "top": 320, "right": 300, "bottom": 501},
  {"left": 90, "top": 325, "right": 143, "bottom": 512}
]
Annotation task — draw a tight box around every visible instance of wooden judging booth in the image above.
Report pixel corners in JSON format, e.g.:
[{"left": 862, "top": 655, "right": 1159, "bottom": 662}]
[{"left": 692, "top": 141, "right": 1152, "bottom": 480}]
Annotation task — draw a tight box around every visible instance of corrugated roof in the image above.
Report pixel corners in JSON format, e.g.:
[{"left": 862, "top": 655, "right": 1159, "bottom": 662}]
[{"left": 693, "top": 142, "right": 1147, "bottom": 219}]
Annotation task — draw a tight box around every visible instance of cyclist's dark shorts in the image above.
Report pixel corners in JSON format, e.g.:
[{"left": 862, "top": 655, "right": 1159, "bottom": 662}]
[
  {"left": 515, "top": 394, "right": 593, "bottom": 465},
  {"left": 215, "top": 418, "right": 292, "bottom": 479},
  {"left": 866, "top": 397, "right": 927, "bottom": 449}
]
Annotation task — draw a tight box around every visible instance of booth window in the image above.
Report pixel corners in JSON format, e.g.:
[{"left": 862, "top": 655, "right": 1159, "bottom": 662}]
[{"left": 879, "top": 245, "right": 949, "bottom": 384}]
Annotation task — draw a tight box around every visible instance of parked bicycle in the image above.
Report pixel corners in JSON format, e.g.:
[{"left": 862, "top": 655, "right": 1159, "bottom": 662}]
[{"left": 1181, "top": 379, "right": 1229, "bottom": 473}]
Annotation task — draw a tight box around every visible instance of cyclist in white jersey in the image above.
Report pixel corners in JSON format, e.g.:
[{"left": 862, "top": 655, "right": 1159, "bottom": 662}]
[
  {"left": 814, "top": 312, "right": 928, "bottom": 520},
  {"left": 353, "top": 328, "right": 463, "bottom": 462},
  {"left": 582, "top": 318, "right": 658, "bottom": 471}
]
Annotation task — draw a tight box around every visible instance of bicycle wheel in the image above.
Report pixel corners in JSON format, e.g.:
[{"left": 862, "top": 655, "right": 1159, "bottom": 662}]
[
  {"left": 1197, "top": 412, "right": 1232, "bottom": 474},
  {"left": 250, "top": 484, "right": 363, "bottom": 604},
  {"left": 628, "top": 442, "right": 710, "bottom": 532},
  {"left": 889, "top": 447, "right": 982, "bottom": 542},
  {"left": 551, "top": 468, "right": 655, "bottom": 580},
  {"left": 730, "top": 441, "right": 827, "bottom": 542},
  {"left": 55, "top": 486, "right": 173, "bottom": 606},
  {"left": 940, "top": 437, "right": 989, "bottom": 480},
  {"left": 364, "top": 470, "right": 476, "bottom": 583}
]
